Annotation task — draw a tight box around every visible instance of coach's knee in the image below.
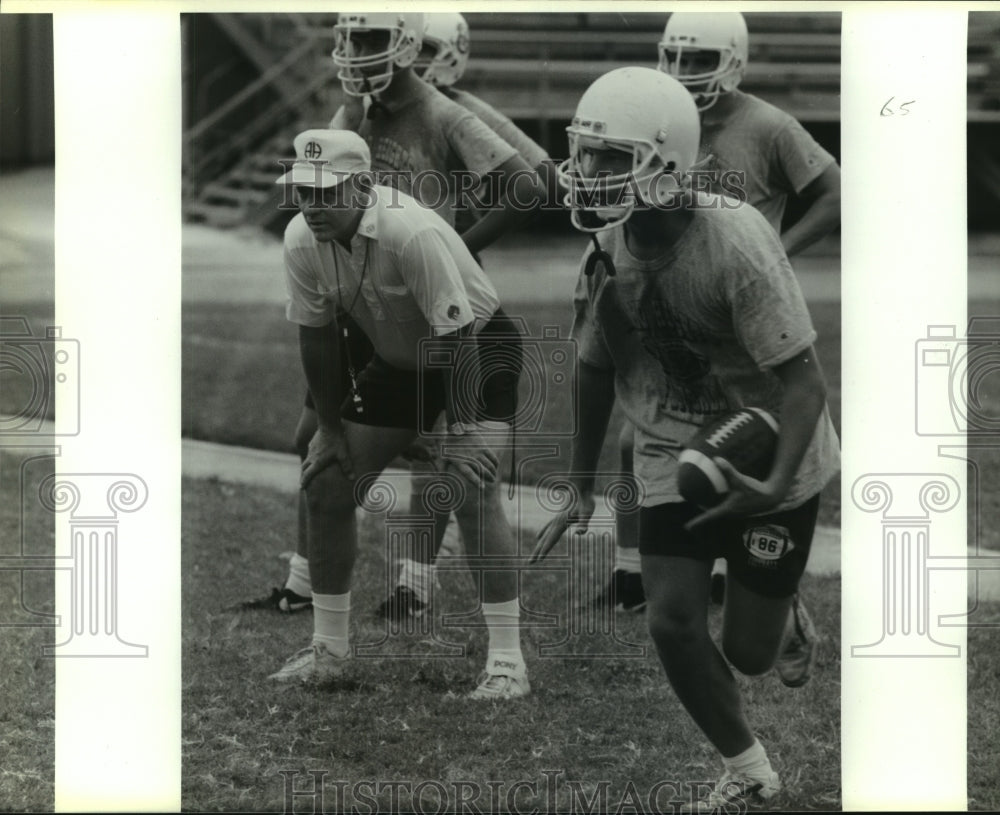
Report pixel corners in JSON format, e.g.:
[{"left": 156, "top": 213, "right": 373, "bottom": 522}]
[{"left": 304, "top": 465, "right": 357, "bottom": 517}]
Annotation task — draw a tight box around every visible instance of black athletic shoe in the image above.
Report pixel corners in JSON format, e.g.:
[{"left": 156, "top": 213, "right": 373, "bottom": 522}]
[
  {"left": 236, "top": 587, "right": 312, "bottom": 613},
  {"left": 593, "top": 569, "right": 646, "bottom": 613},
  {"left": 376, "top": 585, "right": 427, "bottom": 621}
]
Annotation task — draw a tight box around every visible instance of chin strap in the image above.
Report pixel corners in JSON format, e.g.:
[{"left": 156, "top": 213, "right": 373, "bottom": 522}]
[
  {"left": 362, "top": 78, "right": 389, "bottom": 119},
  {"left": 584, "top": 233, "right": 616, "bottom": 277}
]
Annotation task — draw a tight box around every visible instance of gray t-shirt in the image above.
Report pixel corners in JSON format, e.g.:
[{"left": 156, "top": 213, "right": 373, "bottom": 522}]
[
  {"left": 697, "top": 91, "right": 836, "bottom": 234},
  {"left": 332, "top": 79, "right": 519, "bottom": 228},
  {"left": 572, "top": 198, "right": 840, "bottom": 509}
]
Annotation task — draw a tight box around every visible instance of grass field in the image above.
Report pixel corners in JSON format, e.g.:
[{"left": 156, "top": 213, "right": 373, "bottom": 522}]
[
  {"left": 182, "top": 475, "right": 844, "bottom": 812},
  {"left": 0, "top": 450, "right": 55, "bottom": 813}
]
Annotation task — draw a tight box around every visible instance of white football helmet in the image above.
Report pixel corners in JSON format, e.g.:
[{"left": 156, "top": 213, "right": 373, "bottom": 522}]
[
  {"left": 557, "top": 67, "right": 700, "bottom": 232},
  {"left": 418, "top": 13, "right": 470, "bottom": 88},
  {"left": 657, "top": 12, "right": 749, "bottom": 111},
  {"left": 332, "top": 12, "right": 424, "bottom": 97}
]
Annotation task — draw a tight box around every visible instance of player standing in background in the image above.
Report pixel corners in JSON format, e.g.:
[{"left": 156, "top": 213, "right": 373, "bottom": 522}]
[
  {"left": 255, "top": 12, "right": 544, "bottom": 625},
  {"left": 269, "top": 129, "right": 531, "bottom": 700},
  {"left": 534, "top": 67, "right": 840, "bottom": 811},
  {"left": 598, "top": 11, "right": 841, "bottom": 691}
]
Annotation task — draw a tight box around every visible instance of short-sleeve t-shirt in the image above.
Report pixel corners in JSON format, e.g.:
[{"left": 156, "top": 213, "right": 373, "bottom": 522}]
[
  {"left": 697, "top": 91, "right": 836, "bottom": 234},
  {"left": 284, "top": 186, "right": 500, "bottom": 370},
  {"left": 444, "top": 87, "right": 548, "bottom": 169},
  {"left": 571, "top": 198, "right": 840, "bottom": 509},
  {"left": 329, "top": 79, "right": 519, "bottom": 228}
]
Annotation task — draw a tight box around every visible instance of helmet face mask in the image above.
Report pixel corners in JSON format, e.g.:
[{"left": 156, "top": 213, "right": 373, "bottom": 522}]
[
  {"left": 557, "top": 68, "right": 700, "bottom": 232},
  {"left": 333, "top": 13, "right": 424, "bottom": 97},
  {"left": 657, "top": 12, "right": 749, "bottom": 111},
  {"left": 418, "top": 13, "right": 470, "bottom": 88}
]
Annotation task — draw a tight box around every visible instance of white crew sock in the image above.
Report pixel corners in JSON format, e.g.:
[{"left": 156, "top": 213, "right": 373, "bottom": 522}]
[
  {"left": 722, "top": 739, "right": 771, "bottom": 777},
  {"left": 482, "top": 599, "right": 523, "bottom": 665},
  {"left": 397, "top": 558, "right": 437, "bottom": 603},
  {"left": 285, "top": 553, "right": 311, "bottom": 597},
  {"left": 615, "top": 545, "right": 642, "bottom": 574},
  {"left": 312, "top": 592, "right": 351, "bottom": 658}
]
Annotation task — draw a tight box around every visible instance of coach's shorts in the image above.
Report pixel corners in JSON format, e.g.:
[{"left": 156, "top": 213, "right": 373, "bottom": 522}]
[
  {"left": 304, "top": 312, "right": 375, "bottom": 411},
  {"left": 638, "top": 494, "right": 821, "bottom": 598},
  {"left": 340, "top": 309, "right": 522, "bottom": 432}
]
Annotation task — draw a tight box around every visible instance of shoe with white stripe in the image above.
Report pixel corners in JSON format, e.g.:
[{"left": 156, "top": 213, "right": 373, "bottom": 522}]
[
  {"left": 267, "top": 643, "right": 347, "bottom": 684},
  {"left": 468, "top": 656, "right": 530, "bottom": 701},
  {"left": 681, "top": 770, "right": 781, "bottom": 813}
]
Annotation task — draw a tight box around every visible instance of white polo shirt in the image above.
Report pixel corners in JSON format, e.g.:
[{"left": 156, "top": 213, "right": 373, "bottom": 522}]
[{"left": 283, "top": 185, "right": 501, "bottom": 371}]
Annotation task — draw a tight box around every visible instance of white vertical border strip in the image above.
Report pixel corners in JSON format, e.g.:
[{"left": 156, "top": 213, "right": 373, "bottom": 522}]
[
  {"left": 53, "top": 11, "right": 181, "bottom": 812},
  {"left": 841, "top": 8, "right": 967, "bottom": 811}
]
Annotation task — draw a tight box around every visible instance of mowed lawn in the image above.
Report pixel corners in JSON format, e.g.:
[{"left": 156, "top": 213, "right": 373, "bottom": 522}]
[{"left": 182, "top": 475, "right": 844, "bottom": 812}]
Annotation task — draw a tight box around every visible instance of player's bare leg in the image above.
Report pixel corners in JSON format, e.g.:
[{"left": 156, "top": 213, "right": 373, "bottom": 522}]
[
  {"left": 269, "top": 421, "right": 416, "bottom": 683},
  {"left": 448, "top": 421, "right": 528, "bottom": 700},
  {"left": 641, "top": 554, "right": 755, "bottom": 755},
  {"left": 720, "top": 576, "right": 794, "bottom": 676}
]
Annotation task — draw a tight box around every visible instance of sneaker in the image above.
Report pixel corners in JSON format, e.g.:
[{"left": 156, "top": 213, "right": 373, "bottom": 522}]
[
  {"left": 267, "top": 643, "right": 347, "bottom": 684},
  {"left": 376, "top": 585, "right": 427, "bottom": 621},
  {"left": 468, "top": 656, "right": 530, "bottom": 701},
  {"left": 593, "top": 569, "right": 646, "bottom": 613},
  {"left": 681, "top": 770, "right": 781, "bottom": 813},
  {"left": 775, "top": 594, "right": 818, "bottom": 688},
  {"left": 237, "top": 587, "right": 312, "bottom": 613}
]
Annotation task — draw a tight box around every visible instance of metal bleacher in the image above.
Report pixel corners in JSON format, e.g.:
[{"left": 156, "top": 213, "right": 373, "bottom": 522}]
[{"left": 183, "top": 12, "right": 842, "bottom": 228}]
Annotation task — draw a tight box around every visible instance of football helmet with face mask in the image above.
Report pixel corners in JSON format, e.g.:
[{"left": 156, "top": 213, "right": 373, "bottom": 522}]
[
  {"left": 332, "top": 12, "right": 425, "bottom": 97},
  {"left": 657, "top": 12, "right": 749, "bottom": 112},
  {"left": 417, "top": 13, "right": 470, "bottom": 88},
  {"left": 557, "top": 67, "right": 700, "bottom": 233}
]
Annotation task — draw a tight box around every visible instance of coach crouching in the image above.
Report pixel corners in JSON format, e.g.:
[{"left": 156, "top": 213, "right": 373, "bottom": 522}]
[{"left": 269, "top": 129, "right": 529, "bottom": 700}]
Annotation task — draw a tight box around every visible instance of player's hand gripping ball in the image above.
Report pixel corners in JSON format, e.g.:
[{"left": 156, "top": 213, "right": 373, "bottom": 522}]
[{"left": 677, "top": 407, "right": 779, "bottom": 508}]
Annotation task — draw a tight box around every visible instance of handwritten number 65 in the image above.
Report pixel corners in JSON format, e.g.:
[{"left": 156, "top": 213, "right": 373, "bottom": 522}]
[{"left": 881, "top": 97, "right": 915, "bottom": 117}]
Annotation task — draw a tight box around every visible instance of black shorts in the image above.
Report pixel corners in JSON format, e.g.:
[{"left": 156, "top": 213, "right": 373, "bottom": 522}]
[
  {"left": 638, "top": 494, "right": 821, "bottom": 598},
  {"left": 304, "top": 312, "right": 375, "bottom": 411},
  {"left": 340, "top": 309, "right": 522, "bottom": 432}
]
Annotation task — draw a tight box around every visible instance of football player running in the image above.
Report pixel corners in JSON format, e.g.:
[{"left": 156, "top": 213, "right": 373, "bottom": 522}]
[
  {"left": 599, "top": 11, "right": 840, "bottom": 691},
  {"left": 269, "top": 129, "right": 531, "bottom": 700},
  {"left": 532, "top": 68, "right": 839, "bottom": 811},
  {"left": 256, "top": 12, "right": 544, "bottom": 626}
]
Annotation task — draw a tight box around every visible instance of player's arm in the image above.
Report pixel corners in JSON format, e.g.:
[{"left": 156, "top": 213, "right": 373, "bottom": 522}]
[
  {"left": 686, "top": 346, "right": 827, "bottom": 530},
  {"left": 459, "top": 153, "right": 544, "bottom": 256},
  {"left": 781, "top": 163, "right": 841, "bottom": 258}
]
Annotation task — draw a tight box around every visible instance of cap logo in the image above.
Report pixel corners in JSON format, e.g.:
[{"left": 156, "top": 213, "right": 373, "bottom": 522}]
[{"left": 304, "top": 141, "right": 323, "bottom": 159}]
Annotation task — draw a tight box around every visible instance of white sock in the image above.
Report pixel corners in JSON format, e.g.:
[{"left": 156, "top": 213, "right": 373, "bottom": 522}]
[
  {"left": 722, "top": 739, "right": 771, "bottom": 777},
  {"left": 615, "top": 545, "right": 641, "bottom": 574},
  {"left": 285, "top": 553, "right": 311, "bottom": 597},
  {"left": 398, "top": 558, "right": 437, "bottom": 603},
  {"left": 312, "top": 592, "right": 351, "bottom": 658},
  {"left": 482, "top": 599, "right": 523, "bottom": 664}
]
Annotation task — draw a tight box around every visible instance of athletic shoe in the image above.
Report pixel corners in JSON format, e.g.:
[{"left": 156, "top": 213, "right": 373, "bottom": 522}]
[
  {"left": 681, "top": 770, "right": 781, "bottom": 813},
  {"left": 468, "top": 655, "right": 530, "bottom": 701},
  {"left": 775, "top": 594, "right": 818, "bottom": 688},
  {"left": 593, "top": 569, "right": 646, "bottom": 613},
  {"left": 237, "top": 587, "right": 312, "bottom": 614},
  {"left": 376, "top": 585, "right": 427, "bottom": 621},
  {"left": 267, "top": 643, "right": 347, "bottom": 683}
]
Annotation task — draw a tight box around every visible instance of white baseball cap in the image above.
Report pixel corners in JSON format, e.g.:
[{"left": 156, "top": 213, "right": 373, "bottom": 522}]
[{"left": 274, "top": 129, "right": 371, "bottom": 188}]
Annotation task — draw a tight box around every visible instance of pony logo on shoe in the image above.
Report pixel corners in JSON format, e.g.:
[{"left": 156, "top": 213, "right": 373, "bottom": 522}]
[{"left": 468, "top": 656, "right": 530, "bottom": 701}]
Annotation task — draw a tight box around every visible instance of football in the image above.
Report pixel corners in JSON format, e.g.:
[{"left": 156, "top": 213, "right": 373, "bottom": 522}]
[{"left": 676, "top": 407, "right": 780, "bottom": 508}]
